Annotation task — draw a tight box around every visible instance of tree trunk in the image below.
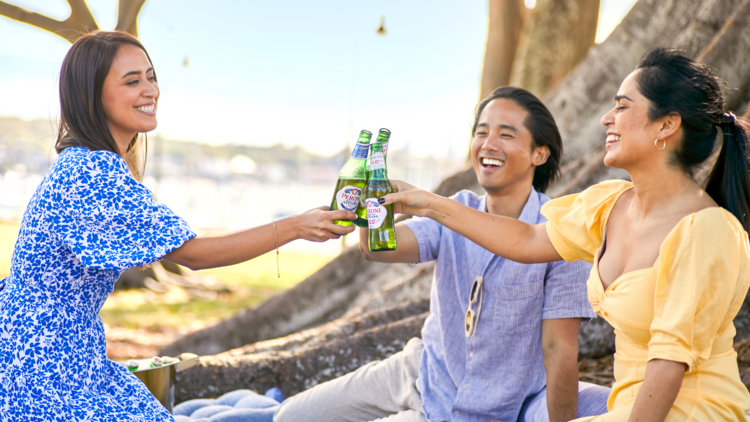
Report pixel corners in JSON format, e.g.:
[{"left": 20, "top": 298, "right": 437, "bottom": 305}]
[
  {"left": 511, "top": 0, "right": 600, "bottom": 98},
  {"left": 175, "top": 304, "right": 429, "bottom": 402},
  {"left": 479, "top": 0, "right": 527, "bottom": 100}
]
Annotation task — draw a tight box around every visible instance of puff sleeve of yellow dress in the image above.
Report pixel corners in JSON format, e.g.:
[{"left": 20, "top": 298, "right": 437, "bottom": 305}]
[
  {"left": 541, "top": 180, "right": 632, "bottom": 263},
  {"left": 541, "top": 180, "right": 750, "bottom": 421}
]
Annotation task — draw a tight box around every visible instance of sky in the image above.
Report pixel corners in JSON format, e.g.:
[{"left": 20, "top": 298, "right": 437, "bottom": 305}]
[{"left": 0, "top": 0, "right": 637, "bottom": 158}]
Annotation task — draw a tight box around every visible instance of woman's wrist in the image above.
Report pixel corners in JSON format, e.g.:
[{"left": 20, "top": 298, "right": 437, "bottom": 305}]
[
  {"left": 425, "top": 192, "right": 449, "bottom": 221},
  {"left": 276, "top": 214, "right": 301, "bottom": 243}
]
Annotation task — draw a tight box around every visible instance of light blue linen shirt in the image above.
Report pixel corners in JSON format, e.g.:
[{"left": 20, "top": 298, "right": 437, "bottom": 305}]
[{"left": 403, "top": 189, "right": 594, "bottom": 422}]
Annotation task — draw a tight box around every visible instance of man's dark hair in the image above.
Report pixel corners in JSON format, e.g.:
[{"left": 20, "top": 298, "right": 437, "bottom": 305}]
[{"left": 471, "top": 86, "right": 562, "bottom": 193}]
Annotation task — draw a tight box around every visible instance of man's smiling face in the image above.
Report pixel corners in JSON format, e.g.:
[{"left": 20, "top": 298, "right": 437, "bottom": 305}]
[{"left": 471, "top": 98, "right": 540, "bottom": 194}]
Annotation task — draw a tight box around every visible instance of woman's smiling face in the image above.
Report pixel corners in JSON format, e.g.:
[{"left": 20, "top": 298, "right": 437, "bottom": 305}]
[
  {"left": 600, "top": 70, "right": 664, "bottom": 170},
  {"left": 101, "top": 44, "right": 159, "bottom": 154}
]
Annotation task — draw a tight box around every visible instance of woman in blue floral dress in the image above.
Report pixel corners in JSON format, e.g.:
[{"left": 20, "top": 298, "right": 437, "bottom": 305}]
[{"left": 0, "top": 31, "right": 355, "bottom": 422}]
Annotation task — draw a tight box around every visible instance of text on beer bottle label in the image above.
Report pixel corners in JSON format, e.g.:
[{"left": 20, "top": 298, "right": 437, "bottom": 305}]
[
  {"left": 369, "top": 152, "right": 385, "bottom": 170},
  {"left": 365, "top": 197, "right": 387, "bottom": 229},
  {"left": 336, "top": 186, "right": 362, "bottom": 211},
  {"left": 351, "top": 143, "right": 369, "bottom": 160}
]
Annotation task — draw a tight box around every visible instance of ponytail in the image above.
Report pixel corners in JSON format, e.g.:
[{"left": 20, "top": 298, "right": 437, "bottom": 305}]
[
  {"left": 705, "top": 114, "right": 750, "bottom": 231},
  {"left": 634, "top": 48, "right": 750, "bottom": 231}
]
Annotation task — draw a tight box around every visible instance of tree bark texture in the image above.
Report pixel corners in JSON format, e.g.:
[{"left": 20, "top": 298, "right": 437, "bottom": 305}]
[
  {"left": 512, "top": 0, "right": 600, "bottom": 98},
  {"left": 175, "top": 306, "right": 429, "bottom": 403},
  {"left": 479, "top": 0, "right": 527, "bottom": 100}
]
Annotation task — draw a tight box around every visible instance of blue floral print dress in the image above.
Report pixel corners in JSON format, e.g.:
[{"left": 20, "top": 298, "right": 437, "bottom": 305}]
[{"left": 0, "top": 146, "right": 195, "bottom": 421}]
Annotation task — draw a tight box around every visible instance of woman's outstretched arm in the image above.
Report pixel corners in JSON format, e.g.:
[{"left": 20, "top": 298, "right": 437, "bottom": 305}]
[
  {"left": 381, "top": 180, "right": 562, "bottom": 264},
  {"left": 164, "top": 206, "right": 355, "bottom": 270}
]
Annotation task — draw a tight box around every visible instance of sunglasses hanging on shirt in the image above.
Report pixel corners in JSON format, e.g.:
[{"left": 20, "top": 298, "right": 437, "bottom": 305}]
[
  {"left": 465, "top": 255, "right": 496, "bottom": 338},
  {"left": 465, "top": 275, "right": 484, "bottom": 337}
]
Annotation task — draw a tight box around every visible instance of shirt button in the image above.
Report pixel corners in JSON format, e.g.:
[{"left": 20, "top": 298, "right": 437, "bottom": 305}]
[
  {"left": 454, "top": 410, "right": 460, "bottom": 416},
  {"left": 463, "top": 384, "right": 469, "bottom": 390},
  {"left": 469, "top": 352, "right": 474, "bottom": 357}
]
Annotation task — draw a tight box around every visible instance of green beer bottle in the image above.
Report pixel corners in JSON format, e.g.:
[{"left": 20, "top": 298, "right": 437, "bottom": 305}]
[
  {"left": 330, "top": 130, "right": 371, "bottom": 228},
  {"left": 360, "top": 128, "right": 392, "bottom": 227},
  {"left": 365, "top": 128, "right": 391, "bottom": 175},
  {"left": 365, "top": 142, "right": 397, "bottom": 251}
]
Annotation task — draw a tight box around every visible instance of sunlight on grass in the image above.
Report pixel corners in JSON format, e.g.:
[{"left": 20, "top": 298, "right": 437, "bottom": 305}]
[
  {"left": 0, "top": 220, "right": 339, "bottom": 330},
  {"left": 197, "top": 248, "right": 336, "bottom": 290},
  {"left": 101, "top": 249, "right": 338, "bottom": 330},
  {"left": 100, "top": 288, "right": 269, "bottom": 331}
]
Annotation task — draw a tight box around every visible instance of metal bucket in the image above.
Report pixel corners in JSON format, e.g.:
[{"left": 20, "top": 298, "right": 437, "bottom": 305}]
[{"left": 118, "top": 352, "right": 200, "bottom": 413}]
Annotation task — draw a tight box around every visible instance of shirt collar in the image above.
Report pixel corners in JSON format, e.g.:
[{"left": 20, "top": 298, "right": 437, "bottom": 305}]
[
  {"left": 518, "top": 186, "right": 540, "bottom": 225},
  {"left": 479, "top": 186, "right": 540, "bottom": 226}
]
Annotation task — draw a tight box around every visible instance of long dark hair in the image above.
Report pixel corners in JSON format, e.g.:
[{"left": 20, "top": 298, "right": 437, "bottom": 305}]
[
  {"left": 55, "top": 31, "right": 154, "bottom": 180},
  {"left": 472, "top": 86, "right": 562, "bottom": 193},
  {"left": 635, "top": 48, "right": 750, "bottom": 230}
]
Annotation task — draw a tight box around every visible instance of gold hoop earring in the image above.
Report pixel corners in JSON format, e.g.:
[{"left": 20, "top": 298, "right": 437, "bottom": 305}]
[{"left": 654, "top": 138, "right": 666, "bottom": 151}]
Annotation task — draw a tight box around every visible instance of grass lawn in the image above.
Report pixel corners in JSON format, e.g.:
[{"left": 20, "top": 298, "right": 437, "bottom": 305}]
[
  {"left": 0, "top": 220, "right": 338, "bottom": 331},
  {"left": 100, "top": 248, "right": 337, "bottom": 331}
]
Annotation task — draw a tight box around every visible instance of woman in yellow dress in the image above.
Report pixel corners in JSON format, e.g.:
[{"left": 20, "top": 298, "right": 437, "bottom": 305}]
[{"left": 380, "top": 48, "right": 750, "bottom": 421}]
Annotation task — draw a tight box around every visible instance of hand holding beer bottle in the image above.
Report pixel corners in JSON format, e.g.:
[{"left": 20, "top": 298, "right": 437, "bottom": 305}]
[
  {"left": 295, "top": 206, "right": 357, "bottom": 241},
  {"left": 376, "top": 179, "right": 435, "bottom": 218},
  {"left": 330, "top": 130, "right": 371, "bottom": 229}
]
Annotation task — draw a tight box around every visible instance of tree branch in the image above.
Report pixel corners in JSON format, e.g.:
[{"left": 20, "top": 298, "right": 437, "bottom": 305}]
[
  {"left": 0, "top": 0, "right": 97, "bottom": 43},
  {"left": 116, "top": 0, "right": 146, "bottom": 36},
  {"left": 65, "top": 0, "right": 97, "bottom": 34},
  {"left": 479, "top": 0, "right": 526, "bottom": 100}
]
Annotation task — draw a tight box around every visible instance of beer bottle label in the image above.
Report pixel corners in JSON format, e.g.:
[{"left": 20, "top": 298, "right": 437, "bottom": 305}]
[
  {"left": 336, "top": 185, "right": 362, "bottom": 211},
  {"left": 369, "top": 152, "right": 385, "bottom": 170},
  {"left": 382, "top": 142, "right": 389, "bottom": 156},
  {"left": 365, "top": 197, "right": 387, "bottom": 229},
  {"left": 351, "top": 143, "right": 369, "bottom": 160}
]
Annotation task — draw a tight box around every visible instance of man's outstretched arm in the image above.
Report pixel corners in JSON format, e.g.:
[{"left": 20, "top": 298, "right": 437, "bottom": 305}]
[
  {"left": 542, "top": 318, "right": 582, "bottom": 422},
  {"left": 358, "top": 223, "right": 420, "bottom": 263}
]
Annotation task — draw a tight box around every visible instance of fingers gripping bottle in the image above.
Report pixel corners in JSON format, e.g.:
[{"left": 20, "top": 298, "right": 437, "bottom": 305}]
[
  {"left": 365, "top": 142, "right": 397, "bottom": 251},
  {"left": 330, "top": 130, "right": 371, "bottom": 228}
]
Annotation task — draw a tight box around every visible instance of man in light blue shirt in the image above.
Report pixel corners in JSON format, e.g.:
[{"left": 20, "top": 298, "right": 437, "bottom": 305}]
[{"left": 274, "top": 87, "right": 610, "bottom": 422}]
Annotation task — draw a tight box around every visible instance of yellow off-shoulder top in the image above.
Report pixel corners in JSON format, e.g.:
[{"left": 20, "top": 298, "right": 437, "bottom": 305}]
[{"left": 541, "top": 180, "right": 750, "bottom": 421}]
